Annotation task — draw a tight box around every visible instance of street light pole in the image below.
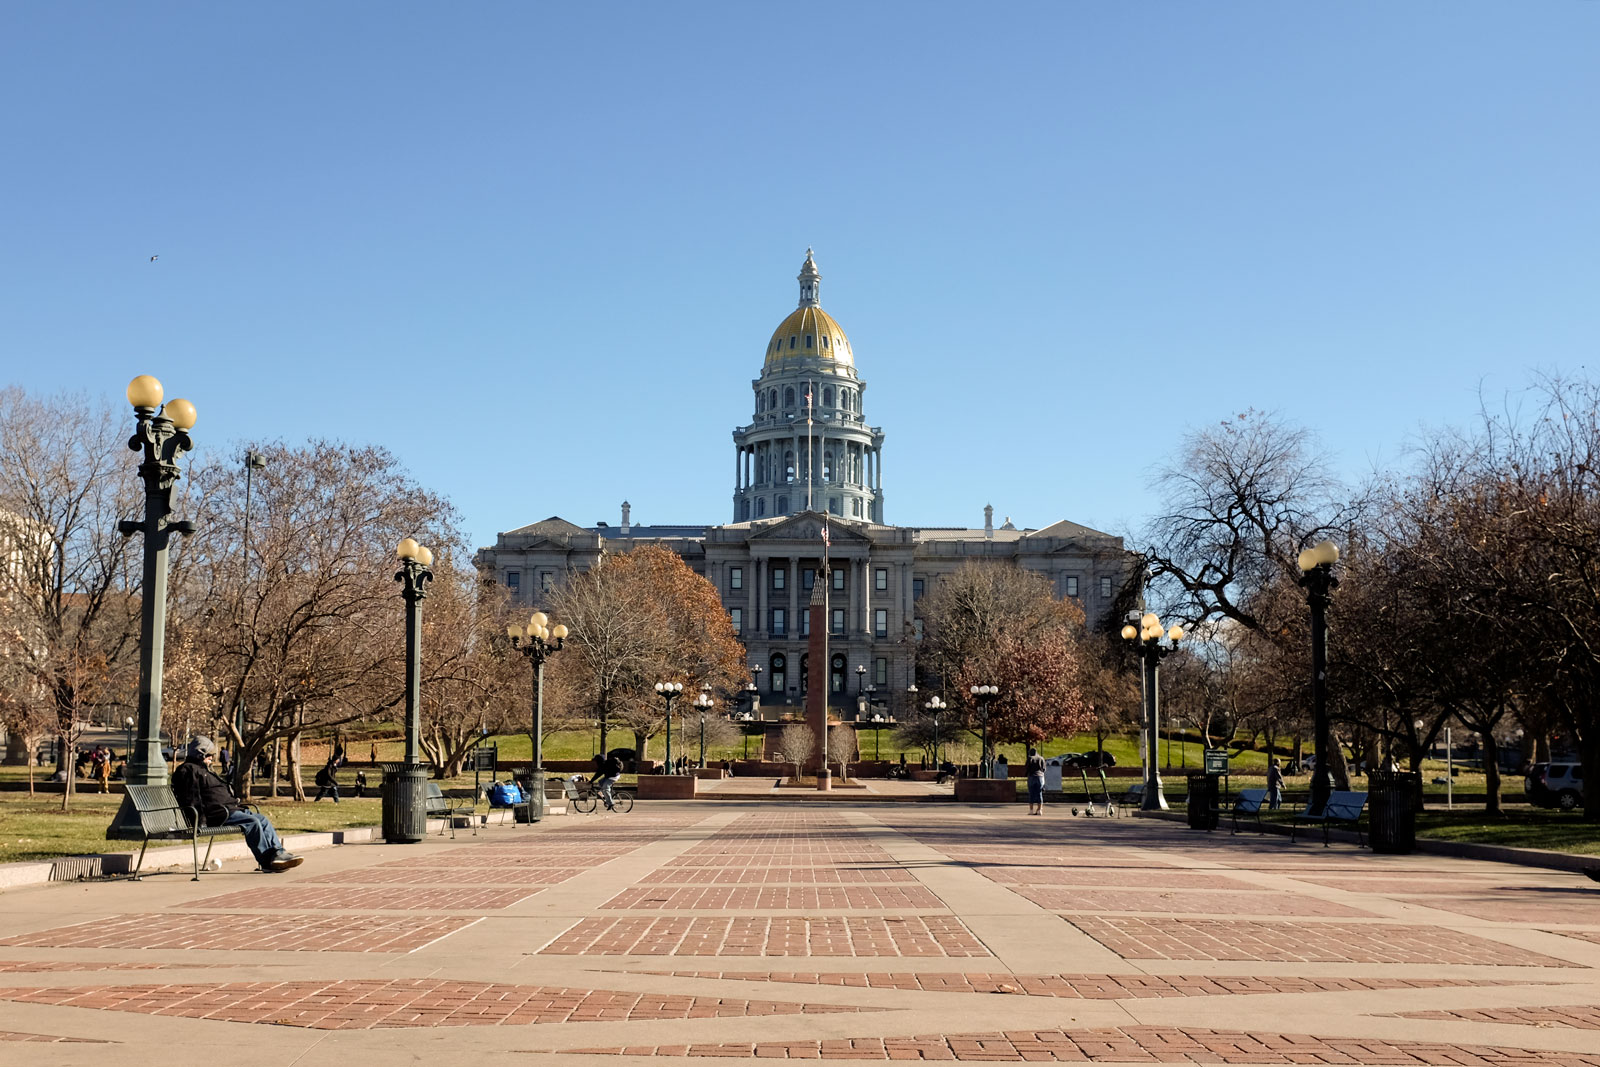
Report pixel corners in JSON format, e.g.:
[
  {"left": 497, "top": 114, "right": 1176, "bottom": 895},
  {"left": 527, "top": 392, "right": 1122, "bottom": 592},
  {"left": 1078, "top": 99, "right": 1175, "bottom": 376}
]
[
  {"left": 381, "top": 537, "right": 435, "bottom": 844},
  {"left": 235, "top": 450, "right": 267, "bottom": 756},
  {"left": 694, "top": 690, "right": 715, "bottom": 768},
  {"left": 1122, "top": 612, "right": 1184, "bottom": 812},
  {"left": 509, "top": 610, "right": 567, "bottom": 821},
  {"left": 655, "top": 682, "right": 683, "bottom": 771},
  {"left": 925, "top": 695, "right": 945, "bottom": 767},
  {"left": 108, "top": 376, "right": 198, "bottom": 841},
  {"left": 1297, "top": 541, "right": 1340, "bottom": 817}
]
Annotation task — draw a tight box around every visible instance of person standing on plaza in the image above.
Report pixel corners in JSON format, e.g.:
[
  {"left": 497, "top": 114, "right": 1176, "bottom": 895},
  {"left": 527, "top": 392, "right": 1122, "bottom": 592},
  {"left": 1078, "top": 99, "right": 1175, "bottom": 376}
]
[
  {"left": 91, "top": 745, "right": 111, "bottom": 793},
  {"left": 171, "top": 736, "right": 303, "bottom": 872},
  {"left": 1025, "top": 747, "right": 1047, "bottom": 814},
  {"left": 1266, "top": 758, "right": 1284, "bottom": 810}
]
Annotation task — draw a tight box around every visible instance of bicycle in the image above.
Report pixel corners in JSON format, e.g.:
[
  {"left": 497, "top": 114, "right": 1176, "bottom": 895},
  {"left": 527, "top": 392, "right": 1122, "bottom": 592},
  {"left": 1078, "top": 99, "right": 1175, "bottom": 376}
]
[{"left": 563, "top": 776, "right": 633, "bottom": 814}]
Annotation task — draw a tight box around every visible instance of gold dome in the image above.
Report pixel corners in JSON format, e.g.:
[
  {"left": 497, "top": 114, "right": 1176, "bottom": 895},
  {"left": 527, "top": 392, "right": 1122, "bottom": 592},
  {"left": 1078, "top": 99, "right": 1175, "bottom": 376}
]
[{"left": 764, "top": 306, "right": 854, "bottom": 370}]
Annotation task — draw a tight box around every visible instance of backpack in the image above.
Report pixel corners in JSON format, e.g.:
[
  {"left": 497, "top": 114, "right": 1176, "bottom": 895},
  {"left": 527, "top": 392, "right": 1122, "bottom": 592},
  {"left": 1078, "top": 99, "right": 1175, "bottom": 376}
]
[{"left": 488, "top": 781, "right": 523, "bottom": 807}]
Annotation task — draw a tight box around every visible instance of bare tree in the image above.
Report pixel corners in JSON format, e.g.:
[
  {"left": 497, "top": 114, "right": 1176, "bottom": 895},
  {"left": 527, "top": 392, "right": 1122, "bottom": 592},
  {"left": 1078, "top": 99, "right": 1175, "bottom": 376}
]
[{"left": 774, "top": 723, "right": 815, "bottom": 781}]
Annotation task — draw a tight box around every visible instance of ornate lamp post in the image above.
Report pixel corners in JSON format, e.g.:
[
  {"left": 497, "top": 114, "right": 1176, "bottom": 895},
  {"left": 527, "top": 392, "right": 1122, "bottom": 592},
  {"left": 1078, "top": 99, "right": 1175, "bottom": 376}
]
[
  {"left": 1121, "top": 611, "right": 1184, "bottom": 811},
  {"left": 1297, "top": 540, "right": 1340, "bottom": 816},
  {"left": 925, "top": 695, "right": 945, "bottom": 766},
  {"left": 508, "top": 610, "right": 567, "bottom": 822},
  {"left": 108, "top": 376, "right": 197, "bottom": 841},
  {"left": 382, "top": 537, "right": 434, "bottom": 843},
  {"left": 123, "top": 716, "right": 135, "bottom": 761},
  {"left": 234, "top": 450, "right": 267, "bottom": 751},
  {"left": 854, "top": 664, "right": 866, "bottom": 719},
  {"left": 969, "top": 685, "right": 998, "bottom": 778},
  {"left": 655, "top": 681, "right": 683, "bottom": 771},
  {"left": 694, "top": 689, "right": 715, "bottom": 768}
]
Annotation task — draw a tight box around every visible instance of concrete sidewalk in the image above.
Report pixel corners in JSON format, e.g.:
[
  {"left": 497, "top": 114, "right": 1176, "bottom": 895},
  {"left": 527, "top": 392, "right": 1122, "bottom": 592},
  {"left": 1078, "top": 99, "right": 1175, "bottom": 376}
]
[{"left": 0, "top": 802, "right": 1596, "bottom": 1064}]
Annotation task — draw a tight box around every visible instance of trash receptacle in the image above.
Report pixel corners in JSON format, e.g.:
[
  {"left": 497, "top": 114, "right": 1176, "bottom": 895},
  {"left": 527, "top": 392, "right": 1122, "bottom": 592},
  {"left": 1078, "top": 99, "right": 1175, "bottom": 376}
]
[
  {"left": 514, "top": 769, "right": 545, "bottom": 823},
  {"left": 382, "top": 762, "right": 428, "bottom": 844},
  {"left": 1368, "top": 770, "right": 1420, "bottom": 854},
  {"left": 1187, "top": 774, "right": 1218, "bottom": 830}
]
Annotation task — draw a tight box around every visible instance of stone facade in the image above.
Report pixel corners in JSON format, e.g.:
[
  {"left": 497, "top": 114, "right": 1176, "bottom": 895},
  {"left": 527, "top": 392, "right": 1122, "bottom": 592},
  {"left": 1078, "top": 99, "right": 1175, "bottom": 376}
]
[{"left": 476, "top": 252, "right": 1137, "bottom": 720}]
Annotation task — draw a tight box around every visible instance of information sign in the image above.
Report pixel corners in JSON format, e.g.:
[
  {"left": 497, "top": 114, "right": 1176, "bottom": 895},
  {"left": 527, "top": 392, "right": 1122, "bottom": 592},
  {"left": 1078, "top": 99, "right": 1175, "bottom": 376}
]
[{"left": 1203, "top": 748, "right": 1229, "bottom": 775}]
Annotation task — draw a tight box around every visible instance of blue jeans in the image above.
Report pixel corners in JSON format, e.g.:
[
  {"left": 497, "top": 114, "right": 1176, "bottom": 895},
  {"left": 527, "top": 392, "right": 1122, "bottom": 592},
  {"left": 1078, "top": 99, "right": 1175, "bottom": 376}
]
[
  {"left": 1027, "top": 776, "right": 1045, "bottom": 805},
  {"left": 596, "top": 776, "right": 618, "bottom": 809},
  {"left": 222, "top": 809, "right": 283, "bottom": 863}
]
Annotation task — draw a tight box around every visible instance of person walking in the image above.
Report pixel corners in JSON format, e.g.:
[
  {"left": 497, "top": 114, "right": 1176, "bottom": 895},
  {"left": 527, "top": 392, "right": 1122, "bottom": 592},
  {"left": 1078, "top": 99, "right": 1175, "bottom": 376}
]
[
  {"left": 313, "top": 756, "right": 342, "bottom": 802},
  {"left": 1025, "top": 746, "right": 1047, "bottom": 815},
  {"left": 1266, "top": 758, "right": 1284, "bottom": 810},
  {"left": 91, "top": 745, "right": 111, "bottom": 793}
]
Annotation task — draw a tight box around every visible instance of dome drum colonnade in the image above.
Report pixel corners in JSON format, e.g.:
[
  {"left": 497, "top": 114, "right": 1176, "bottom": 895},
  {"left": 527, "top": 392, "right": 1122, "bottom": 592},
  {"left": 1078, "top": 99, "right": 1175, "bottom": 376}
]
[{"left": 732, "top": 250, "right": 885, "bottom": 524}]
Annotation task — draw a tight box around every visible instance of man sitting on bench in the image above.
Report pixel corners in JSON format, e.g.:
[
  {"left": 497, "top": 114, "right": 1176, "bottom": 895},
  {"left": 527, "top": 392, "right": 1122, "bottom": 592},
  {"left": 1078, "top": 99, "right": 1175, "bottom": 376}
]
[{"left": 171, "top": 736, "right": 303, "bottom": 873}]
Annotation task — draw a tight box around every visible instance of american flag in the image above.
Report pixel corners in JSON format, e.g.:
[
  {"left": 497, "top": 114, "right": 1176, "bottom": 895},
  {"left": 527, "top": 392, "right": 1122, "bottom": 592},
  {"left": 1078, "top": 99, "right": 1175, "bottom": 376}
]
[{"left": 821, "top": 521, "right": 830, "bottom": 550}]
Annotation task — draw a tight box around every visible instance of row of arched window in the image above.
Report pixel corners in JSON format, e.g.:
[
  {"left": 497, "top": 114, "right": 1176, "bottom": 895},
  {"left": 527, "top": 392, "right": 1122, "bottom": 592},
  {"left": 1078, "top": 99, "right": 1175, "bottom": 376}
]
[
  {"left": 769, "top": 334, "right": 845, "bottom": 355},
  {"left": 755, "top": 385, "right": 859, "bottom": 415},
  {"left": 766, "top": 652, "right": 849, "bottom": 695}
]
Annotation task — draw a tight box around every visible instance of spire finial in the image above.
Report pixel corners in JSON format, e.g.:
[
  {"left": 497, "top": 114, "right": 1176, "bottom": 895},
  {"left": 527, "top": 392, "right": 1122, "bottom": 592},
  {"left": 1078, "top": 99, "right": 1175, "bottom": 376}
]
[{"left": 797, "top": 248, "right": 821, "bottom": 307}]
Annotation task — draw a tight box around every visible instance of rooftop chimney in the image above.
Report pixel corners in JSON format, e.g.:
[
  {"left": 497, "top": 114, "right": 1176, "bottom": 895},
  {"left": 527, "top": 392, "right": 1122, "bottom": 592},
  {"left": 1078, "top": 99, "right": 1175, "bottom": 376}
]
[
  {"left": 983, "top": 504, "right": 994, "bottom": 540},
  {"left": 621, "top": 501, "right": 631, "bottom": 535}
]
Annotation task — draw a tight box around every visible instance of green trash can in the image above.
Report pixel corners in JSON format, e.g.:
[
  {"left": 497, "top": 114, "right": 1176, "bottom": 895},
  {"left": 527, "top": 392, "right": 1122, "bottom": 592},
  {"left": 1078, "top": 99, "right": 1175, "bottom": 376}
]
[
  {"left": 381, "top": 763, "right": 429, "bottom": 843},
  {"left": 1187, "top": 774, "right": 1218, "bottom": 831},
  {"left": 1368, "top": 770, "right": 1420, "bottom": 854}
]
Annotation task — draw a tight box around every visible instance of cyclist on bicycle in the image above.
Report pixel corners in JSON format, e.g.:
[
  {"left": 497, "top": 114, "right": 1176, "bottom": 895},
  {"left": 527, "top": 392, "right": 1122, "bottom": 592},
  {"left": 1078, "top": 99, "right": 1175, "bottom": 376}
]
[{"left": 591, "top": 752, "right": 624, "bottom": 811}]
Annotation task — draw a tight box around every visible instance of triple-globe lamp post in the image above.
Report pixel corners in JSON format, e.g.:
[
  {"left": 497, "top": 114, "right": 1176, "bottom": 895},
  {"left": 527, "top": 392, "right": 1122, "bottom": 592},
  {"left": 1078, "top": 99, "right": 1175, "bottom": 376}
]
[
  {"left": 1122, "top": 612, "right": 1184, "bottom": 812},
  {"left": 108, "top": 375, "right": 198, "bottom": 841},
  {"left": 924, "top": 694, "right": 946, "bottom": 767},
  {"left": 655, "top": 682, "right": 683, "bottom": 772},
  {"left": 508, "top": 610, "right": 567, "bottom": 821},
  {"left": 1297, "top": 540, "right": 1340, "bottom": 816},
  {"left": 969, "top": 685, "right": 998, "bottom": 778}
]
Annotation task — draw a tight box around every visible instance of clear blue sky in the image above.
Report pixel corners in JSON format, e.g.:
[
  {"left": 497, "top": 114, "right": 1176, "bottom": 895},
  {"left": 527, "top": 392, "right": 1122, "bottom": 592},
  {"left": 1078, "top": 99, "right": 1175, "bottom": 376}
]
[{"left": 4, "top": 2, "right": 1595, "bottom": 550}]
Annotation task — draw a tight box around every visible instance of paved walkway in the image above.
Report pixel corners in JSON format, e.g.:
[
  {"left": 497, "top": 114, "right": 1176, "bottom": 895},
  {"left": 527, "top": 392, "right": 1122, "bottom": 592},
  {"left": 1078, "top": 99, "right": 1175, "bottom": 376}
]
[{"left": 0, "top": 804, "right": 1596, "bottom": 1064}]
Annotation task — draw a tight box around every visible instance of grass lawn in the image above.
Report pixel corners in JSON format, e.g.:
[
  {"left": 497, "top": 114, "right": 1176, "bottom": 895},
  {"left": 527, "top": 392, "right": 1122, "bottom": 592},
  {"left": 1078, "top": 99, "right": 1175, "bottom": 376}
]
[
  {"left": 1410, "top": 808, "right": 1600, "bottom": 855},
  {"left": 0, "top": 792, "right": 385, "bottom": 865}
]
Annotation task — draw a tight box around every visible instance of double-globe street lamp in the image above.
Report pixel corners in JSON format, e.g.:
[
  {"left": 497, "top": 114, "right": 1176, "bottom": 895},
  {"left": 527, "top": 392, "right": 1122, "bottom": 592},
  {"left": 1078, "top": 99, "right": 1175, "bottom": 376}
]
[
  {"left": 384, "top": 537, "right": 435, "bottom": 843},
  {"left": 108, "top": 375, "right": 198, "bottom": 841},
  {"left": 969, "top": 685, "right": 998, "bottom": 778},
  {"left": 1297, "top": 540, "right": 1340, "bottom": 816},
  {"left": 508, "top": 610, "right": 567, "bottom": 822},
  {"left": 694, "top": 689, "right": 715, "bottom": 768},
  {"left": 655, "top": 682, "right": 684, "bottom": 772},
  {"left": 924, "top": 695, "right": 946, "bottom": 767},
  {"left": 1122, "top": 612, "right": 1184, "bottom": 812}
]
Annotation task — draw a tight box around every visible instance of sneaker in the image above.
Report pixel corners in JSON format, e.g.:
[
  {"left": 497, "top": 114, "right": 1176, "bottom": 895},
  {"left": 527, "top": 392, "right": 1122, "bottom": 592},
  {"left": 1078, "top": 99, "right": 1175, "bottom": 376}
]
[{"left": 264, "top": 851, "right": 304, "bottom": 873}]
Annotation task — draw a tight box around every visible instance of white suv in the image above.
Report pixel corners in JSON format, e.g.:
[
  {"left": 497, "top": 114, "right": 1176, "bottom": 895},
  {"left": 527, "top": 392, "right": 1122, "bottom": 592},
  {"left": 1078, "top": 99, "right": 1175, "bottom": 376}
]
[{"left": 1525, "top": 762, "right": 1585, "bottom": 811}]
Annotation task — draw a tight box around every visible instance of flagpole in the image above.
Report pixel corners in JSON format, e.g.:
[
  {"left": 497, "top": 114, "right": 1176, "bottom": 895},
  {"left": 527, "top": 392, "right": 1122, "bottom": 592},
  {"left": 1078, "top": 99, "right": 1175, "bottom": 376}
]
[{"left": 806, "top": 379, "right": 814, "bottom": 512}]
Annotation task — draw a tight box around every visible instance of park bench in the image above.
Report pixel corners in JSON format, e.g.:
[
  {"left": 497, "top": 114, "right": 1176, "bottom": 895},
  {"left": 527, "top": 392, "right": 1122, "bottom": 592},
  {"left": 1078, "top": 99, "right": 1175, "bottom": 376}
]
[
  {"left": 1290, "top": 790, "right": 1368, "bottom": 846},
  {"left": 425, "top": 782, "right": 477, "bottom": 838},
  {"left": 1120, "top": 782, "right": 1145, "bottom": 812},
  {"left": 1231, "top": 788, "right": 1269, "bottom": 834},
  {"left": 118, "top": 783, "right": 248, "bottom": 881}
]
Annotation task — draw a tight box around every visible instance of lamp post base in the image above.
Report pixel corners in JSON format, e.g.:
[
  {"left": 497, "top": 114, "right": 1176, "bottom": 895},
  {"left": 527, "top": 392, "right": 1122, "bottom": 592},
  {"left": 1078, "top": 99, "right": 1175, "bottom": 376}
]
[
  {"left": 816, "top": 768, "right": 832, "bottom": 791},
  {"left": 1140, "top": 775, "right": 1169, "bottom": 811}
]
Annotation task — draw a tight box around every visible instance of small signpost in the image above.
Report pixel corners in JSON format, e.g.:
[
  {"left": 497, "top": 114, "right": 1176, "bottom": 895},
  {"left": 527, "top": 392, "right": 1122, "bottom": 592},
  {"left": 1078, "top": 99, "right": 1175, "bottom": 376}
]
[
  {"left": 1203, "top": 748, "right": 1229, "bottom": 776},
  {"left": 472, "top": 743, "right": 498, "bottom": 798}
]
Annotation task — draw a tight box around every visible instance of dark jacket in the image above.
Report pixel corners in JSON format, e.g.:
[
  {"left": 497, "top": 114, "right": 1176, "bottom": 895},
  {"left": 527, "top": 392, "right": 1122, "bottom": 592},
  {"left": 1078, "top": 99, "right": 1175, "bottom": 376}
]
[
  {"left": 592, "top": 754, "right": 624, "bottom": 781},
  {"left": 171, "top": 758, "right": 241, "bottom": 827}
]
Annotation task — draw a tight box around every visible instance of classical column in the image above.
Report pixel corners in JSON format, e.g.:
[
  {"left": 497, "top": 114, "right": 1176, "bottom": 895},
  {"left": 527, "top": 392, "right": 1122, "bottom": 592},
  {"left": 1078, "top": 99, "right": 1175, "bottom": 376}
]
[
  {"left": 862, "top": 553, "right": 873, "bottom": 635},
  {"left": 788, "top": 555, "right": 800, "bottom": 636},
  {"left": 754, "top": 558, "right": 765, "bottom": 630}
]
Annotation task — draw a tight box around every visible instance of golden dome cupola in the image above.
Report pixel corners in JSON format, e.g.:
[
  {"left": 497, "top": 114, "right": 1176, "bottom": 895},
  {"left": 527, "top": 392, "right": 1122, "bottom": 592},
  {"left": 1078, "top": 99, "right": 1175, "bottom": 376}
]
[{"left": 763, "top": 249, "right": 855, "bottom": 372}]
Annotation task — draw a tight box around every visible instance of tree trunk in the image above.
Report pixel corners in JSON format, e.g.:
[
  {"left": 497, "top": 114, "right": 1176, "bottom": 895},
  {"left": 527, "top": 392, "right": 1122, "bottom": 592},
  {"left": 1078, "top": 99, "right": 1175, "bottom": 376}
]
[
  {"left": 633, "top": 730, "right": 647, "bottom": 765},
  {"left": 1481, "top": 735, "right": 1502, "bottom": 815},
  {"left": 287, "top": 728, "right": 306, "bottom": 801}
]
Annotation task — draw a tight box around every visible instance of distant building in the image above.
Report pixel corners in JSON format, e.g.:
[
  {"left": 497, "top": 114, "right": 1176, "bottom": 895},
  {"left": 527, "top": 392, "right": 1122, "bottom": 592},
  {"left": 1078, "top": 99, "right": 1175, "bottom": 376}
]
[{"left": 478, "top": 252, "right": 1135, "bottom": 717}]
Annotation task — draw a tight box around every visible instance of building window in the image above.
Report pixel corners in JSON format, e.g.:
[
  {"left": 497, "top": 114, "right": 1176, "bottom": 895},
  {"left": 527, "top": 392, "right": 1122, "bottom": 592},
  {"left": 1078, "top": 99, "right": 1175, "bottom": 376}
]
[
  {"left": 730, "top": 608, "right": 742, "bottom": 634},
  {"left": 874, "top": 608, "right": 887, "bottom": 637},
  {"left": 823, "top": 386, "right": 834, "bottom": 406},
  {"left": 806, "top": 334, "right": 813, "bottom": 348},
  {"left": 829, "top": 496, "right": 840, "bottom": 514},
  {"left": 785, "top": 386, "right": 795, "bottom": 406},
  {"left": 777, "top": 495, "right": 789, "bottom": 513},
  {"left": 540, "top": 571, "right": 554, "bottom": 592},
  {"left": 831, "top": 607, "right": 845, "bottom": 634},
  {"left": 1065, "top": 576, "right": 1079, "bottom": 597},
  {"left": 773, "top": 567, "right": 785, "bottom": 590},
  {"left": 852, "top": 498, "right": 862, "bottom": 516},
  {"left": 730, "top": 567, "right": 743, "bottom": 590},
  {"left": 505, "top": 571, "right": 520, "bottom": 592},
  {"left": 875, "top": 657, "right": 888, "bottom": 686},
  {"left": 800, "top": 653, "right": 808, "bottom": 694},
  {"left": 822, "top": 335, "right": 830, "bottom": 349},
  {"left": 1100, "top": 576, "right": 1113, "bottom": 598},
  {"left": 771, "top": 608, "right": 786, "bottom": 635},
  {"left": 913, "top": 578, "right": 925, "bottom": 600},
  {"left": 801, "top": 610, "right": 810, "bottom": 636},
  {"left": 789, "top": 336, "right": 796, "bottom": 350},
  {"left": 802, "top": 568, "right": 815, "bottom": 590},
  {"left": 875, "top": 567, "right": 888, "bottom": 591},
  {"left": 757, "top": 498, "right": 767, "bottom": 517},
  {"left": 770, "top": 653, "right": 786, "bottom": 693},
  {"left": 830, "top": 653, "right": 846, "bottom": 693},
  {"left": 770, "top": 389, "right": 778, "bottom": 409}
]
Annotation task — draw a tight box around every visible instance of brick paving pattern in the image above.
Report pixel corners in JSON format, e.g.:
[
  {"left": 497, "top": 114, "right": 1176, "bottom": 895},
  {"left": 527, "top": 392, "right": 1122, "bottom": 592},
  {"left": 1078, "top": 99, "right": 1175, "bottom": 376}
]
[
  {"left": 980, "top": 867, "right": 1251, "bottom": 888},
  {"left": 1018, "top": 887, "right": 1374, "bottom": 917},
  {"left": 1069, "top": 917, "right": 1575, "bottom": 965},
  {"left": 602, "top": 886, "right": 945, "bottom": 910},
  {"left": 184, "top": 886, "right": 538, "bottom": 911},
  {"left": 0, "top": 961, "right": 168, "bottom": 973},
  {"left": 650, "top": 866, "right": 918, "bottom": 884},
  {"left": 647, "top": 971, "right": 1538, "bottom": 998},
  {"left": 305, "top": 866, "right": 582, "bottom": 885},
  {"left": 1389, "top": 1006, "right": 1600, "bottom": 1030},
  {"left": 555, "top": 1026, "right": 1600, "bottom": 1062},
  {"left": 1390, "top": 893, "right": 1600, "bottom": 925},
  {"left": 0, "top": 980, "right": 878, "bottom": 1030},
  {"left": 0, "top": 914, "right": 476, "bottom": 953},
  {"left": 542, "top": 916, "right": 990, "bottom": 957}
]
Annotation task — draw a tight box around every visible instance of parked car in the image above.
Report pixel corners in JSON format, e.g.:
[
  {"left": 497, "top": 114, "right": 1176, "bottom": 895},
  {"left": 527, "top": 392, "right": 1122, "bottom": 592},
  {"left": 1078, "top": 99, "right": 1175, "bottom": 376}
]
[
  {"left": 1525, "top": 762, "right": 1586, "bottom": 811},
  {"left": 1063, "top": 751, "right": 1117, "bottom": 769}
]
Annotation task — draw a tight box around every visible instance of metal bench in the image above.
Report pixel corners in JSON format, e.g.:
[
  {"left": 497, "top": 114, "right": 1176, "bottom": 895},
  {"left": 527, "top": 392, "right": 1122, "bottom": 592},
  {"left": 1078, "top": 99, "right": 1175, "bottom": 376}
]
[
  {"left": 1231, "top": 788, "right": 1269, "bottom": 834},
  {"left": 117, "top": 784, "right": 248, "bottom": 881},
  {"left": 425, "top": 782, "right": 477, "bottom": 838},
  {"left": 1291, "top": 790, "right": 1368, "bottom": 846}
]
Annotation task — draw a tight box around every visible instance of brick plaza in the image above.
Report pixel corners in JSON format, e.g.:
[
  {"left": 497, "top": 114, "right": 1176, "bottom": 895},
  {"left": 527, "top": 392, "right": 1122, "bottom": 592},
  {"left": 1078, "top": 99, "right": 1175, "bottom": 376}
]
[{"left": 0, "top": 804, "right": 1596, "bottom": 1064}]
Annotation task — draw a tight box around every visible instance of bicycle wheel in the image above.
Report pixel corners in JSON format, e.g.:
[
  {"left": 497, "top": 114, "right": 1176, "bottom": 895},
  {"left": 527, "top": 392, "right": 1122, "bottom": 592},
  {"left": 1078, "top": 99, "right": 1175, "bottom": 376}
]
[
  {"left": 571, "top": 791, "right": 596, "bottom": 814},
  {"left": 611, "top": 790, "right": 634, "bottom": 813}
]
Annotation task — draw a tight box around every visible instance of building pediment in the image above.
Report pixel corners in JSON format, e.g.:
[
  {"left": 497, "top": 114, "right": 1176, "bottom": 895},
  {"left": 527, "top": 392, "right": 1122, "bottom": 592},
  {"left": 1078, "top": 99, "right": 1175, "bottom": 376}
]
[{"left": 748, "top": 511, "right": 871, "bottom": 545}]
